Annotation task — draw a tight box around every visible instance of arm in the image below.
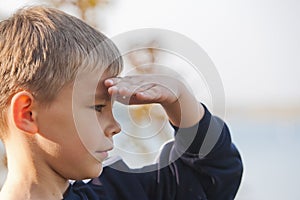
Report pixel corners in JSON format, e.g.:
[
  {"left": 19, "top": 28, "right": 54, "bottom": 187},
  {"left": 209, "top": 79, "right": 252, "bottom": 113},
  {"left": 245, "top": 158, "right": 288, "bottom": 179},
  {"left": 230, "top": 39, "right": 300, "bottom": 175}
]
[
  {"left": 104, "top": 75, "right": 243, "bottom": 199},
  {"left": 170, "top": 105, "right": 243, "bottom": 199},
  {"left": 104, "top": 74, "right": 203, "bottom": 127}
]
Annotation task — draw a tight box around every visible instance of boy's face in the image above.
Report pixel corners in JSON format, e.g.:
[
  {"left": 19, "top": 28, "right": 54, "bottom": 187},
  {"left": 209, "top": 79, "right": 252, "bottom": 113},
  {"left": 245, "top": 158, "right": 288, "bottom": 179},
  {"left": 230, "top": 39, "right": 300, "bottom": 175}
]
[{"left": 36, "top": 70, "right": 121, "bottom": 180}]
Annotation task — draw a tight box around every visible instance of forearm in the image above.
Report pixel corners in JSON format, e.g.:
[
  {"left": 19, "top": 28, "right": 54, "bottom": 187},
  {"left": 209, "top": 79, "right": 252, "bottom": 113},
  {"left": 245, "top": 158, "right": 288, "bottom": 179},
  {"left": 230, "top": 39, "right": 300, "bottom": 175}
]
[{"left": 157, "top": 105, "right": 243, "bottom": 199}]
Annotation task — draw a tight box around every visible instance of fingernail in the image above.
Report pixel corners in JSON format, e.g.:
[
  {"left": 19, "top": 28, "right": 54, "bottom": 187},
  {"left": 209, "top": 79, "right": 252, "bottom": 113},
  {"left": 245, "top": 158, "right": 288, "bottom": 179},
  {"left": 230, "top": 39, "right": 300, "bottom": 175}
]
[
  {"left": 105, "top": 79, "right": 113, "bottom": 85},
  {"left": 108, "top": 86, "right": 116, "bottom": 94}
]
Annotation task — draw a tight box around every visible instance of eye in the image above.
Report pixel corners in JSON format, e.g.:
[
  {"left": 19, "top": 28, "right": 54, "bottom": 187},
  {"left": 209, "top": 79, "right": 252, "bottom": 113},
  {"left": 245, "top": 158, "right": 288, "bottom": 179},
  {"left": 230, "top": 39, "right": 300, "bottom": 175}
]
[{"left": 91, "top": 104, "right": 106, "bottom": 113}]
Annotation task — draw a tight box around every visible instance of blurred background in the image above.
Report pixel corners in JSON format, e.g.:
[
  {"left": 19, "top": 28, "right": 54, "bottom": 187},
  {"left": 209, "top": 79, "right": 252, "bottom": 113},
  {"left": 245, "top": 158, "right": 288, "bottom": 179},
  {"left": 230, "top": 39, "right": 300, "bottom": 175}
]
[{"left": 0, "top": 0, "right": 299, "bottom": 199}]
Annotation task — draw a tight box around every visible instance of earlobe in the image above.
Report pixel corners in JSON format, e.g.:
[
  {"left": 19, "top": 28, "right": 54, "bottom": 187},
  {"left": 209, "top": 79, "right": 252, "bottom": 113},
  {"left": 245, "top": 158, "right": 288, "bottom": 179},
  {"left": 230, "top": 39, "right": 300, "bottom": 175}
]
[{"left": 10, "top": 91, "right": 38, "bottom": 134}]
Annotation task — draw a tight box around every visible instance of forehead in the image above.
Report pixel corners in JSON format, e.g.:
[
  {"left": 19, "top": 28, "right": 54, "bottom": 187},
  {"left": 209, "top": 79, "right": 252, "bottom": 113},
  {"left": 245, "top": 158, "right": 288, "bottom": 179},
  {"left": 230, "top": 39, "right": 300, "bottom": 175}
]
[{"left": 72, "top": 70, "right": 116, "bottom": 100}]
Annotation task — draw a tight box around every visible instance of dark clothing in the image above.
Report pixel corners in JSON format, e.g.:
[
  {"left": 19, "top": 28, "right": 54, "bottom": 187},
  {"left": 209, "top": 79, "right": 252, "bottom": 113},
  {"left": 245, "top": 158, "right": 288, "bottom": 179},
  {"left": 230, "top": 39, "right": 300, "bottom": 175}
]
[{"left": 63, "top": 106, "right": 243, "bottom": 200}]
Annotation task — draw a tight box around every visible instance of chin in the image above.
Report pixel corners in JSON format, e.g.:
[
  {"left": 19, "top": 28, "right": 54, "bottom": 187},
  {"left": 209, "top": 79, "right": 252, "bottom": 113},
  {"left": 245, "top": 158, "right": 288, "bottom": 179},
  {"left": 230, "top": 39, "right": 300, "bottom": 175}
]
[
  {"left": 84, "top": 163, "right": 103, "bottom": 179},
  {"left": 69, "top": 163, "right": 103, "bottom": 180},
  {"left": 95, "top": 164, "right": 103, "bottom": 177}
]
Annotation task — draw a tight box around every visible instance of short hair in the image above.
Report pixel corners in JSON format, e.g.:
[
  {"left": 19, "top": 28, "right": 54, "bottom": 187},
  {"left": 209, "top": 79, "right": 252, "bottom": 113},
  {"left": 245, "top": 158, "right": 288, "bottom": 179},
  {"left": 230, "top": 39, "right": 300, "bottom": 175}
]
[{"left": 0, "top": 6, "right": 123, "bottom": 137}]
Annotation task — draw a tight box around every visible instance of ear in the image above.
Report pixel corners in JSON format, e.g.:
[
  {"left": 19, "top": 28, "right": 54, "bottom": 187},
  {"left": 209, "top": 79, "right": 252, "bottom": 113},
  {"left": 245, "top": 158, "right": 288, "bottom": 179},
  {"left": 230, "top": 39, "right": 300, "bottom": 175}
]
[{"left": 10, "top": 91, "right": 38, "bottom": 134}]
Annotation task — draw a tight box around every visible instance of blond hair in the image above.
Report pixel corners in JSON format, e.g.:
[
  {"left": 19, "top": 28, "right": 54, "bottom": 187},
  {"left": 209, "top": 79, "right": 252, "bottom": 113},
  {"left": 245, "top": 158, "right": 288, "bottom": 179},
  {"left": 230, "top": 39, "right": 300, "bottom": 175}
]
[{"left": 0, "top": 6, "right": 123, "bottom": 136}]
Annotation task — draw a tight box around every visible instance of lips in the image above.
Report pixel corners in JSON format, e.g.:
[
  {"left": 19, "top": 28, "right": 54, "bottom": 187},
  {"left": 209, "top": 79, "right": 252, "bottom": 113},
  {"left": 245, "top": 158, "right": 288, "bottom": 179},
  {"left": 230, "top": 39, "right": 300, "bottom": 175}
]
[
  {"left": 95, "top": 147, "right": 113, "bottom": 161},
  {"left": 99, "top": 151, "right": 108, "bottom": 159}
]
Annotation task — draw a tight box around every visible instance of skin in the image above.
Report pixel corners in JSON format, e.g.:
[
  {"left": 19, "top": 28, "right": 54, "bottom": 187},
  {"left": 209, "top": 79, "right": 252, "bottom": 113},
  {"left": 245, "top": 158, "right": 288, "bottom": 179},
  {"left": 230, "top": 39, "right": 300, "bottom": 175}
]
[
  {"left": 104, "top": 74, "right": 204, "bottom": 128},
  {"left": 0, "top": 71, "right": 204, "bottom": 200}
]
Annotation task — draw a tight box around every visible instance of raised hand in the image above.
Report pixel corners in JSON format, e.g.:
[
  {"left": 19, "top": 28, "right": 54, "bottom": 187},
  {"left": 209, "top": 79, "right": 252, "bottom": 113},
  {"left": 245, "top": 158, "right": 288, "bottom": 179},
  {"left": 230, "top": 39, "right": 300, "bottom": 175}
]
[
  {"left": 104, "top": 75, "right": 181, "bottom": 106},
  {"left": 104, "top": 74, "right": 204, "bottom": 128}
]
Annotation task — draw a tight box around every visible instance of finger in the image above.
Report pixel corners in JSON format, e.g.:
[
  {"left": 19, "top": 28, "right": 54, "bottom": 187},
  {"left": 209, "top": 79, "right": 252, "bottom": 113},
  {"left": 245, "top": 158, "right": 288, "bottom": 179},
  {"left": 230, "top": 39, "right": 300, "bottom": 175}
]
[
  {"left": 141, "top": 87, "right": 161, "bottom": 101},
  {"left": 118, "top": 87, "right": 133, "bottom": 97},
  {"left": 120, "top": 84, "right": 158, "bottom": 102},
  {"left": 136, "top": 85, "right": 177, "bottom": 104},
  {"left": 107, "top": 86, "right": 118, "bottom": 96},
  {"left": 133, "top": 83, "right": 156, "bottom": 93},
  {"left": 109, "top": 81, "right": 151, "bottom": 96},
  {"left": 133, "top": 87, "right": 162, "bottom": 103},
  {"left": 108, "top": 85, "right": 136, "bottom": 103},
  {"left": 104, "top": 77, "right": 122, "bottom": 87}
]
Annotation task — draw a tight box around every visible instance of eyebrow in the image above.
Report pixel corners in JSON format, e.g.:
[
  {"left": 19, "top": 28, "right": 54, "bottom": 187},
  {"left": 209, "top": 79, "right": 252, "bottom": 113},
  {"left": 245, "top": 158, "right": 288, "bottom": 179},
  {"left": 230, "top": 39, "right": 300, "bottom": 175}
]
[
  {"left": 86, "top": 84, "right": 110, "bottom": 101},
  {"left": 94, "top": 91, "right": 110, "bottom": 101}
]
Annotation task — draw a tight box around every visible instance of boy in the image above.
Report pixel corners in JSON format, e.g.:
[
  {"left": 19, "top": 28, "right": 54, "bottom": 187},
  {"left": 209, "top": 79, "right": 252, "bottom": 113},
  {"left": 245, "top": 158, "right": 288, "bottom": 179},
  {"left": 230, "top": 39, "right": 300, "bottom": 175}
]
[{"left": 0, "top": 6, "right": 242, "bottom": 200}]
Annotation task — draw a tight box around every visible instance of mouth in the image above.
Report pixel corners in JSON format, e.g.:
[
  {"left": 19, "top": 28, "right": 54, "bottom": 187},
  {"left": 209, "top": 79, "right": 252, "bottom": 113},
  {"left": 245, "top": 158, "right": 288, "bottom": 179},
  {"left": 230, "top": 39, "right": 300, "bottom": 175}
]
[{"left": 95, "top": 148, "right": 113, "bottom": 161}]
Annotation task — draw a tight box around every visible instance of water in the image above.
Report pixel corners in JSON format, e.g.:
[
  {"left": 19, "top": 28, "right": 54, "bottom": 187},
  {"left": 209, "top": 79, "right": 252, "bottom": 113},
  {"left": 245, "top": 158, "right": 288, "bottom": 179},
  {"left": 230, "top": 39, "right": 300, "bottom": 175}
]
[
  {"left": 228, "top": 116, "right": 300, "bottom": 200},
  {"left": 112, "top": 107, "right": 300, "bottom": 199},
  {"left": 112, "top": 106, "right": 300, "bottom": 199}
]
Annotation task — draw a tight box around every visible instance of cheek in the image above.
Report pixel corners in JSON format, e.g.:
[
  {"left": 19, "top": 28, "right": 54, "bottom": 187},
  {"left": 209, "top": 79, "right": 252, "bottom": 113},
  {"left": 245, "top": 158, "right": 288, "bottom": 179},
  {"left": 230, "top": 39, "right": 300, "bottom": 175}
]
[
  {"left": 37, "top": 108, "right": 87, "bottom": 159},
  {"left": 73, "top": 111, "right": 106, "bottom": 151},
  {"left": 50, "top": 145, "right": 101, "bottom": 180},
  {"left": 39, "top": 116, "right": 77, "bottom": 145}
]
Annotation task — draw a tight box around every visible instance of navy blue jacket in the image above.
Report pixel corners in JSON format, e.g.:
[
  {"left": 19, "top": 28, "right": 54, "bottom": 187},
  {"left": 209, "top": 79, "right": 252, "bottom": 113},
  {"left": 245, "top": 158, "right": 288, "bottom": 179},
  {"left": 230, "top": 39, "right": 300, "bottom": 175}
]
[{"left": 63, "top": 106, "right": 243, "bottom": 200}]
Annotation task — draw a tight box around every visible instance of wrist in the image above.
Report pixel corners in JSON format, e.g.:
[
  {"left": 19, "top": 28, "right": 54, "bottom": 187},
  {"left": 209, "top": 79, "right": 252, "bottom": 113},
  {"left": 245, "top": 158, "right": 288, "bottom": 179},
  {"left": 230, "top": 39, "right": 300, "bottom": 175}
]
[{"left": 162, "top": 85, "right": 204, "bottom": 128}]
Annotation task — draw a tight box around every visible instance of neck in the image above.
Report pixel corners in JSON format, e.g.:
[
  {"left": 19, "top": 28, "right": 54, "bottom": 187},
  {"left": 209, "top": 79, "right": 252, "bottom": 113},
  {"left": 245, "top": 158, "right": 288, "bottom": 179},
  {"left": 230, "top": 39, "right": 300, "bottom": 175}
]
[{"left": 0, "top": 135, "right": 69, "bottom": 200}]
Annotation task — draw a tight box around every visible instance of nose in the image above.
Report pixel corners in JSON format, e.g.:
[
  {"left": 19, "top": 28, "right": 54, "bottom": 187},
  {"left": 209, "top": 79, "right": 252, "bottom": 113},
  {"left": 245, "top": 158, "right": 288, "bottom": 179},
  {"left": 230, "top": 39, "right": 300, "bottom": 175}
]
[{"left": 105, "top": 118, "right": 121, "bottom": 138}]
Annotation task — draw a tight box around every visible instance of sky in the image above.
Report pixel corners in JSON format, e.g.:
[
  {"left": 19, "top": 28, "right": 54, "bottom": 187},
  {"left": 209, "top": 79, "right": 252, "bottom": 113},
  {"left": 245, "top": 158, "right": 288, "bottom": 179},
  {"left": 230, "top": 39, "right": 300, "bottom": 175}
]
[
  {"left": 1, "top": 0, "right": 299, "bottom": 110},
  {"left": 104, "top": 0, "right": 300, "bottom": 108}
]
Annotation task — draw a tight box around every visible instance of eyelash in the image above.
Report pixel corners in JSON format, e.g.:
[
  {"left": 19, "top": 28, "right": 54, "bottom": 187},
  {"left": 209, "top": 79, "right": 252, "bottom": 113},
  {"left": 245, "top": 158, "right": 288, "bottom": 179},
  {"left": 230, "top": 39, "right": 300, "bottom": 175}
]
[{"left": 91, "top": 105, "right": 106, "bottom": 113}]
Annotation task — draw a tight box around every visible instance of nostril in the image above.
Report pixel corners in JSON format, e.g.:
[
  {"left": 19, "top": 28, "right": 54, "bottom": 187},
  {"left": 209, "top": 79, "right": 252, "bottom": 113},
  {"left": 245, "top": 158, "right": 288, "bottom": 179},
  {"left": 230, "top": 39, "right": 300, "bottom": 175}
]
[
  {"left": 106, "top": 122, "right": 121, "bottom": 138},
  {"left": 115, "top": 122, "right": 121, "bottom": 134},
  {"left": 114, "top": 126, "right": 121, "bottom": 135}
]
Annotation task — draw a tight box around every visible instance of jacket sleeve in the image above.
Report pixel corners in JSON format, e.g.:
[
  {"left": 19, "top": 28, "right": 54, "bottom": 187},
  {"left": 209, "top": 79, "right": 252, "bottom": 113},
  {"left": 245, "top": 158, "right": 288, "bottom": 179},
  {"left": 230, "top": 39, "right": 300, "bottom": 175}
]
[
  {"left": 88, "top": 104, "right": 243, "bottom": 200},
  {"left": 162, "top": 104, "right": 243, "bottom": 199}
]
